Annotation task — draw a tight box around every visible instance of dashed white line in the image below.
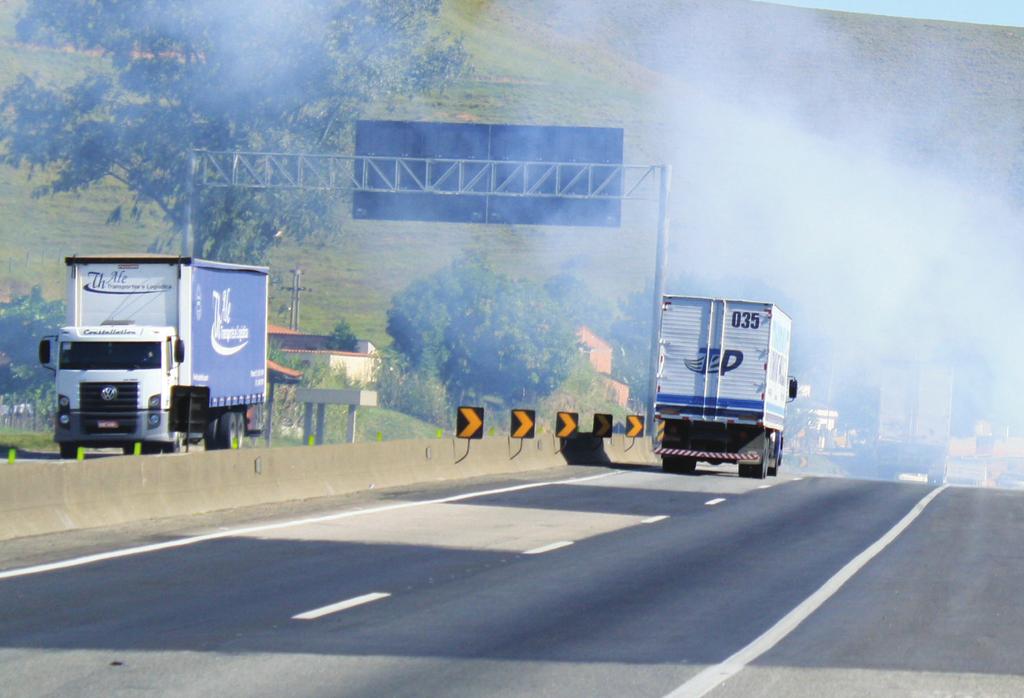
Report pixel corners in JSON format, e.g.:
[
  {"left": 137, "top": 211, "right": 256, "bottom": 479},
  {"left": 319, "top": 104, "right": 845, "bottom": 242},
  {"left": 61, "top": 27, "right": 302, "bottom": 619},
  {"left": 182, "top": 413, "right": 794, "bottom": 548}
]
[
  {"left": 665, "top": 485, "right": 948, "bottom": 698},
  {"left": 704, "top": 498, "right": 726, "bottom": 506},
  {"left": 523, "top": 541, "right": 574, "bottom": 555},
  {"left": 757, "top": 485, "right": 771, "bottom": 489},
  {"left": 293, "top": 592, "right": 390, "bottom": 620},
  {"left": 0, "top": 471, "right": 620, "bottom": 581},
  {"left": 792, "top": 477, "right": 804, "bottom": 481},
  {"left": 641, "top": 515, "right": 669, "bottom": 524}
]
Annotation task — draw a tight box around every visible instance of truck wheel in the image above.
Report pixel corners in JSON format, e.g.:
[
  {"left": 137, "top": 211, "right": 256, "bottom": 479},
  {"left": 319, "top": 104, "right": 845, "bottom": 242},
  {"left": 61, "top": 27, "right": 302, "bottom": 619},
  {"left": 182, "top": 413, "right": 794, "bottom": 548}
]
[
  {"left": 739, "top": 456, "right": 768, "bottom": 479},
  {"left": 206, "top": 413, "right": 231, "bottom": 450},
  {"left": 162, "top": 436, "right": 182, "bottom": 454},
  {"left": 59, "top": 443, "right": 78, "bottom": 459},
  {"left": 757, "top": 439, "right": 770, "bottom": 479},
  {"left": 211, "top": 411, "right": 245, "bottom": 450},
  {"left": 229, "top": 412, "right": 245, "bottom": 449}
]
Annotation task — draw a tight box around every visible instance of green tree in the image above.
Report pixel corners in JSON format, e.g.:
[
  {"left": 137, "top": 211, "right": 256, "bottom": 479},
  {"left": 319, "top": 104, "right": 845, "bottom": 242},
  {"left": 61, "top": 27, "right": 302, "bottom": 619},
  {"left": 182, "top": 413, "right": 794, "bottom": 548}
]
[
  {"left": 326, "top": 319, "right": 358, "bottom": 352},
  {"left": 608, "top": 284, "right": 653, "bottom": 408},
  {"left": 543, "top": 272, "right": 612, "bottom": 338},
  {"left": 0, "top": 287, "right": 64, "bottom": 403},
  {"left": 1, "top": 0, "right": 467, "bottom": 262},
  {"left": 387, "top": 260, "right": 577, "bottom": 405},
  {"left": 376, "top": 350, "right": 449, "bottom": 426}
]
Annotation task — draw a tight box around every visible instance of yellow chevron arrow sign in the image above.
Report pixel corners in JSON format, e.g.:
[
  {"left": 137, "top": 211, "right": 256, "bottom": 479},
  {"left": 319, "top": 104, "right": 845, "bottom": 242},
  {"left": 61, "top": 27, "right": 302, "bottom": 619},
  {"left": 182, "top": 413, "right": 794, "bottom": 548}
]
[
  {"left": 457, "top": 406, "right": 484, "bottom": 439},
  {"left": 511, "top": 409, "right": 536, "bottom": 439},
  {"left": 556, "top": 411, "right": 578, "bottom": 439},
  {"left": 626, "top": 415, "right": 645, "bottom": 438},
  {"left": 593, "top": 413, "right": 613, "bottom": 439}
]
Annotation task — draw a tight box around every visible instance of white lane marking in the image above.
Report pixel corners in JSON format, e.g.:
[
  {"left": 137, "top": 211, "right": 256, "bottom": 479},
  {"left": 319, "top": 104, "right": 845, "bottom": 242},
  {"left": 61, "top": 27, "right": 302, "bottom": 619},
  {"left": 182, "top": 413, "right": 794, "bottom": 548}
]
[
  {"left": 293, "top": 592, "right": 390, "bottom": 620},
  {"left": 704, "top": 498, "right": 726, "bottom": 506},
  {"left": 792, "top": 477, "right": 804, "bottom": 481},
  {"left": 757, "top": 485, "right": 771, "bottom": 490},
  {"left": 0, "top": 471, "right": 620, "bottom": 581},
  {"left": 665, "top": 485, "right": 948, "bottom": 698},
  {"left": 641, "top": 515, "right": 669, "bottom": 524},
  {"left": 523, "top": 541, "right": 574, "bottom": 555}
]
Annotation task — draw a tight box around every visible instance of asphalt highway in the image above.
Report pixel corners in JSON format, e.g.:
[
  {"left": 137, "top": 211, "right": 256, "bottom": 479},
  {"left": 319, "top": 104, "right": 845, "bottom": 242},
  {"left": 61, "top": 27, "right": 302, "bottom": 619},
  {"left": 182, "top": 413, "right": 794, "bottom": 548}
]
[{"left": 1, "top": 463, "right": 1022, "bottom": 697}]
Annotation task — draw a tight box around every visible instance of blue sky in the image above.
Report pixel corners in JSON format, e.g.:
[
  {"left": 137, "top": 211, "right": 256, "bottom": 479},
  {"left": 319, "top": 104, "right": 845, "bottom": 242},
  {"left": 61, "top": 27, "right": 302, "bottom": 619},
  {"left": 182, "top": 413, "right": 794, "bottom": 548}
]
[{"left": 761, "top": 1, "right": 1024, "bottom": 27}]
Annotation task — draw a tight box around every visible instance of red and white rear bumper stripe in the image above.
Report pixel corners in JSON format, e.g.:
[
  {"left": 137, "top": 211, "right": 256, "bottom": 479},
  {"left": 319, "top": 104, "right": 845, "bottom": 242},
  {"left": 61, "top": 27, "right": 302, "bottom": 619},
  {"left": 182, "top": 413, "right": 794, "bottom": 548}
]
[{"left": 655, "top": 448, "right": 758, "bottom": 461}]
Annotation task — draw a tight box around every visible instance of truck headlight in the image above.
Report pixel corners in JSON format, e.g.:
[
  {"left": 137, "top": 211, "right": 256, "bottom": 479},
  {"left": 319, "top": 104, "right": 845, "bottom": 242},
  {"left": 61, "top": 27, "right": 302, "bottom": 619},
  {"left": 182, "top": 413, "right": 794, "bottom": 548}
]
[
  {"left": 147, "top": 413, "right": 160, "bottom": 427},
  {"left": 148, "top": 394, "right": 161, "bottom": 410},
  {"left": 58, "top": 395, "right": 70, "bottom": 410},
  {"left": 58, "top": 414, "right": 70, "bottom": 425}
]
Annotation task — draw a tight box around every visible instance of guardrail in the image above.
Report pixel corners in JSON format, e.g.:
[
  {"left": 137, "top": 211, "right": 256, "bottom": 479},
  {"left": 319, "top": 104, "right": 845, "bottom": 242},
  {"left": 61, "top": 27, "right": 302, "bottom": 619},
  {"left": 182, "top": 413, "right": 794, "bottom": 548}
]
[{"left": 0, "top": 434, "right": 656, "bottom": 541}]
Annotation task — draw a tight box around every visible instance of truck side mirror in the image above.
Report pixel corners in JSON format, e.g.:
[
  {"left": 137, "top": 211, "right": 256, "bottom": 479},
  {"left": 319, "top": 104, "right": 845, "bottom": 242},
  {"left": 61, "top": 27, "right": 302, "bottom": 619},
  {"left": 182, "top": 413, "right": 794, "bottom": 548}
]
[
  {"left": 788, "top": 377, "right": 799, "bottom": 401},
  {"left": 174, "top": 338, "right": 186, "bottom": 363}
]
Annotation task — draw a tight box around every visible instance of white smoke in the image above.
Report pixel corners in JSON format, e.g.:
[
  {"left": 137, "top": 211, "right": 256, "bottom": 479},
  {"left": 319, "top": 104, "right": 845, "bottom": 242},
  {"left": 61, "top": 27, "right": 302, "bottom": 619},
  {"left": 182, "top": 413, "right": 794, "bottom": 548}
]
[{"left": 523, "top": 0, "right": 1024, "bottom": 432}]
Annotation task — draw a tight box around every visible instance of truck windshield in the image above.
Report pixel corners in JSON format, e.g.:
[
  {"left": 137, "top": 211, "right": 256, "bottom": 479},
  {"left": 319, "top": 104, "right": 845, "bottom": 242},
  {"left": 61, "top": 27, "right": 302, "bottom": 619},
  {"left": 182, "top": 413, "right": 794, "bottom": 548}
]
[{"left": 59, "top": 341, "right": 162, "bottom": 370}]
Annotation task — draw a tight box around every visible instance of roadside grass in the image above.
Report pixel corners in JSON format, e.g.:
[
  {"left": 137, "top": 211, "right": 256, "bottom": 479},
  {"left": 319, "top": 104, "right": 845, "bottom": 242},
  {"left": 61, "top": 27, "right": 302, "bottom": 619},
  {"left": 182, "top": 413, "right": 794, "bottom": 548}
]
[
  {"left": 0, "top": 428, "right": 56, "bottom": 453},
  {"left": 270, "top": 406, "right": 443, "bottom": 446},
  {"left": 1, "top": 0, "right": 1022, "bottom": 374}
]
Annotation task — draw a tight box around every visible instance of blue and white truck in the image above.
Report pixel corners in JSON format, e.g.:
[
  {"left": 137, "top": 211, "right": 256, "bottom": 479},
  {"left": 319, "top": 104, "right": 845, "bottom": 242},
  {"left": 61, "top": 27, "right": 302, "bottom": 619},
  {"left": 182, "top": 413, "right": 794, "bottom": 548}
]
[
  {"left": 38, "top": 256, "right": 268, "bottom": 457},
  {"left": 654, "top": 295, "right": 797, "bottom": 478}
]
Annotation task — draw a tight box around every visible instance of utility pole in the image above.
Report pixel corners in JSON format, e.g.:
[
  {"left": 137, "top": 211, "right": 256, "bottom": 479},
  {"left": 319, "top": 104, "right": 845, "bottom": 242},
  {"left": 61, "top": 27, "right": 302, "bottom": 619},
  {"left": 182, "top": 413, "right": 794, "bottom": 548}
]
[
  {"left": 284, "top": 268, "right": 312, "bottom": 331},
  {"left": 182, "top": 150, "right": 196, "bottom": 257},
  {"left": 647, "top": 165, "right": 672, "bottom": 435},
  {"left": 290, "top": 269, "right": 302, "bottom": 330}
]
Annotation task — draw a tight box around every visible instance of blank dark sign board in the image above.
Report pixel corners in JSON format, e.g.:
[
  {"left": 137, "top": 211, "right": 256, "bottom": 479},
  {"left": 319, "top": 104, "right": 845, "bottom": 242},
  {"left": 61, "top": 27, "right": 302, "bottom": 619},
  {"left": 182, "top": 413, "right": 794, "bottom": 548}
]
[{"left": 353, "top": 120, "right": 623, "bottom": 227}]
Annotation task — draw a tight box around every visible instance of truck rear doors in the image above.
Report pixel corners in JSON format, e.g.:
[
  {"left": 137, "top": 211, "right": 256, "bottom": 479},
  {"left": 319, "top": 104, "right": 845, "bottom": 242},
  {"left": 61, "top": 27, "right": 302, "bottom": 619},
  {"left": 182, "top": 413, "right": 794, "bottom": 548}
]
[{"left": 657, "top": 297, "right": 774, "bottom": 425}]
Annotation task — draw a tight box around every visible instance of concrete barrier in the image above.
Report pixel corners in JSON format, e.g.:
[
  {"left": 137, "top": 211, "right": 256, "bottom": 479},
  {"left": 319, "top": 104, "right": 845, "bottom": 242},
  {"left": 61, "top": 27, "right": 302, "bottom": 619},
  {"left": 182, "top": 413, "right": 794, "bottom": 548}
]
[{"left": 0, "top": 435, "right": 657, "bottom": 541}]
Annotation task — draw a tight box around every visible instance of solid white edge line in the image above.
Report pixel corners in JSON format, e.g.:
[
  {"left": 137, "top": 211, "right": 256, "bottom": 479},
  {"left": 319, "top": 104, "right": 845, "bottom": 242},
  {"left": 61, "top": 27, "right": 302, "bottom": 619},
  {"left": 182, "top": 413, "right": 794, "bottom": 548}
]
[
  {"left": 523, "top": 540, "right": 574, "bottom": 555},
  {"left": 641, "top": 515, "right": 669, "bottom": 524},
  {"left": 664, "top": 485, "right": 949, "bottom": 698},
  {"left": 0, "top": 471, "right": 620, "bottom": 581},
  {"left": 704, "top": 498, "right": 726, "bottom": 506},
  {"left": 292, "top": 592, "right": 390, "bottom": 620}
]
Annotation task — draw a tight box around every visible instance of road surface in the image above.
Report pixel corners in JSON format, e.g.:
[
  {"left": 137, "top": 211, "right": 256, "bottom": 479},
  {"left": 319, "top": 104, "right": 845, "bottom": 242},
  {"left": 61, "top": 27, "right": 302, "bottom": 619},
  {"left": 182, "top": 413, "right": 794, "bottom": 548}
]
[{"left": 1, "top": 463, "right": 1022, "bottom": 696}]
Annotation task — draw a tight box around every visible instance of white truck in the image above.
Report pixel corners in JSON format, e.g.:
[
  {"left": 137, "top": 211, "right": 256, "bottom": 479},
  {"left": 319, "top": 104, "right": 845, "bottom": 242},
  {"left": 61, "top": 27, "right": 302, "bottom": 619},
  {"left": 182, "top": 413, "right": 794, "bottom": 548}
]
[
  {"left": 654, "top": 295, "right": 797, "bottom": 478},
  {"left": 38, "top": 255, "right": 268, "bottom": 457},
  {"left": 875, "top": 362, "right": 952, "bottom": 484}
]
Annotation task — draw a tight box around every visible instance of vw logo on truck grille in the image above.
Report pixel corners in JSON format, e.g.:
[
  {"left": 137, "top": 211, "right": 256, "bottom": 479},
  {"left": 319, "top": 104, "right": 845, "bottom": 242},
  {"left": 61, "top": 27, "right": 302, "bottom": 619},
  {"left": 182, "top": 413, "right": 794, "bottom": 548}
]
[{"left": 100, "top": 385, "right": 119, "bottom": 401}]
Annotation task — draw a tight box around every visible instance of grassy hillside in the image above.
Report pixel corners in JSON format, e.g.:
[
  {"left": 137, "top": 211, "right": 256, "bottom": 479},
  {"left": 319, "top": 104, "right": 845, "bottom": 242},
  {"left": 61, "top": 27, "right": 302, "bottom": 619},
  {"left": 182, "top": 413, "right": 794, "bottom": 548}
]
[{"left": 1, "top": 0, "right": 1022, "bottom": 346}]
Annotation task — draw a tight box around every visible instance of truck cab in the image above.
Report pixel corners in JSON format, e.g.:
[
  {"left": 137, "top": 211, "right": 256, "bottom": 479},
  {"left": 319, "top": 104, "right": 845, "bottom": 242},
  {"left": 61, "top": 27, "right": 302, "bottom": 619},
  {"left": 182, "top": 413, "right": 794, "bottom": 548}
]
[{"left": 41, "top": 326, "right": 185, "bottom": 458}]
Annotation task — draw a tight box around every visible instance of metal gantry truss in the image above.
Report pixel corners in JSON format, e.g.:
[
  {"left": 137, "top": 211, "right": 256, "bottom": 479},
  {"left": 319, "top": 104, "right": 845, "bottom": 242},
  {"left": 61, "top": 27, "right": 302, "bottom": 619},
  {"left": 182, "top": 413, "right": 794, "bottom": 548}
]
[
  {"left": 193, "top": 149, "right": 661, "bottom": 201},
  {"left": 186, "top": 147, "right": 671, "bottom": 428}
]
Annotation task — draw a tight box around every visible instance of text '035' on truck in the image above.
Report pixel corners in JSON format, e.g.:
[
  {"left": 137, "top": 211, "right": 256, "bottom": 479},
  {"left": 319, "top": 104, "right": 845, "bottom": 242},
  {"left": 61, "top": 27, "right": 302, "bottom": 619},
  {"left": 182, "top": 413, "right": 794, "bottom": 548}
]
[
  {"left": 654, "top": 295, "right": 798, "bottom": 479},
  {"left": 38, "top": 255, "right": 268, "bottom": 458}
]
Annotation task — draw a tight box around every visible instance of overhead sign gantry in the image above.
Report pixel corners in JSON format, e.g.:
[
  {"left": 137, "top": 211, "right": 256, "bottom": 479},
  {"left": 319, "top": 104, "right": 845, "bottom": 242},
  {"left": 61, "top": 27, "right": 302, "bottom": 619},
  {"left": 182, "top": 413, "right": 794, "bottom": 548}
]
[{"left": 186, "top": 120, "right": 672, "bottom": 427}]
